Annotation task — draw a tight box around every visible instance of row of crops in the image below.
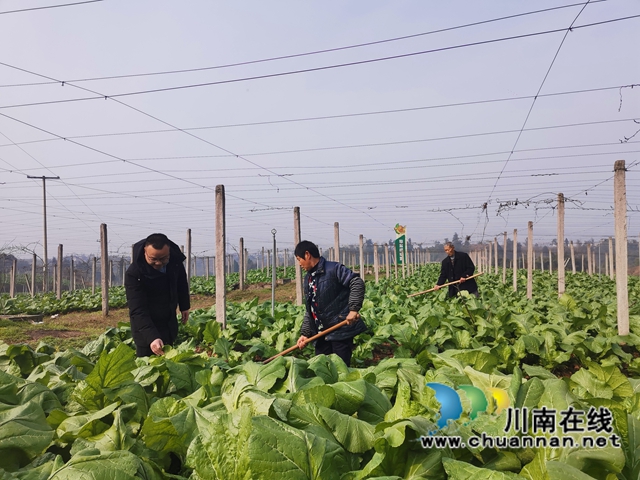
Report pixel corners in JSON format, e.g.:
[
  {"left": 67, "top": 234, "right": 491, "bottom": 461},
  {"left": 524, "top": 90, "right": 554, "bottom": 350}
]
[
  {"left": 1, "top": 265, "right": 640, "bottom": 478},
  {"left": 0, "top": 267, "right": 297, "bottom": 316}
]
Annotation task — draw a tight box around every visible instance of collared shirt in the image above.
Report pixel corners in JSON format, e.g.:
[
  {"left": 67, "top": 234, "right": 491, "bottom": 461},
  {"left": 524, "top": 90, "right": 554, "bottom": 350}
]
[{"left": 307, "top": 264, "right": 321, "bottom": 331}]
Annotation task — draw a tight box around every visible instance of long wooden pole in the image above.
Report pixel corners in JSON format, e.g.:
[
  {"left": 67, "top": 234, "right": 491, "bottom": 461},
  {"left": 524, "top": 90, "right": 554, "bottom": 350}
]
[
  {"left": 263, "top": 319, "right": 350, "bottom": 364},
  {"left": 407, "top": 272, "right": 484, "bottom": 298}
]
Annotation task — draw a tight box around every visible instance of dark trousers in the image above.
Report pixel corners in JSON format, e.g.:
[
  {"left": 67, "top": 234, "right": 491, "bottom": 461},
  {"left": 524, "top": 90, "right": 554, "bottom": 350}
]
[{"left": 315, "top": 336, "right": 354, "bottom": 367}]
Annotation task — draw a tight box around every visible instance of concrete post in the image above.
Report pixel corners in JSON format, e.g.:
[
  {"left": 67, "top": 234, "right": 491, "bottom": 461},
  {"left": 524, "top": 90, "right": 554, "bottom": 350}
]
[
  {"left": 374, "top": 243, "right": 379, "bottom": 283},
  {"left": 527, "top": 222, "right": 533, "bottom": 299},
  {"left": 512, "top": 229, "right": 518, "bottom": 292},
  {"left": 57, "top": 244, "right": 63, "bottom": 299},
  {"left": 100, "top": 224, "right": 109, "bottom": 316},
  {"left": 92, "top": 257, "right": 96, "bottom": 294},
  {"left": 215, "top": 185, "right": 227, "bottom": 328},
  {"left": 557, "top": 193, "right": 565, "bottom": 296},
  {"left": 614, "top": 160, "right": 629, "bottom": 335},
  {"left": 293, "top": 207, "right": 303, "bottom": 306},
  {"left": 31, "top": 253, "right": 36, "bottom": 297},
  {"left": 239, "top": 238, "right": 245, "bottom": 290}
]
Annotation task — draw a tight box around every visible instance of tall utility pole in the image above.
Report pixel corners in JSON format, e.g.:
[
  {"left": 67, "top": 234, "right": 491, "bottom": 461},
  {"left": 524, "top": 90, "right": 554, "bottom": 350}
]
[{"left": 27, "top": 175, "right": 60, "bottom": 292}]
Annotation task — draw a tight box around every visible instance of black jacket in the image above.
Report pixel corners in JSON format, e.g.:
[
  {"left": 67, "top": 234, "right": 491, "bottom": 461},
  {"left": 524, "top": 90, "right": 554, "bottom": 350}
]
[
  {"left": 437, "top": 250, "right": 478, "bottom": 297},
  {"left": 300, "top": 257, "right": 367, "bottom": 341},
  {"left": 125, "top": 239, "right": 190, "bottom": 349}
]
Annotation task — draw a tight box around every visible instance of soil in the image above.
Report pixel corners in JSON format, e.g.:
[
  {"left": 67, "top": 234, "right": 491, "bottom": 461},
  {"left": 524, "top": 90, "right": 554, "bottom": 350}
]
[
  {"left": 29, "top": 329, "right": 84, "bottom": 340},
  {"left": 2, "top": 283, "right": 299, "bottom": 349}
]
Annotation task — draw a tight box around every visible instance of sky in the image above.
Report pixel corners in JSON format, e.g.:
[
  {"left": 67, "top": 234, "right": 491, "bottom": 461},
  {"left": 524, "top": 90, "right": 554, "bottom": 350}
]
[{"left": 1, "top": 0, "right": 639, "bottom": 260}]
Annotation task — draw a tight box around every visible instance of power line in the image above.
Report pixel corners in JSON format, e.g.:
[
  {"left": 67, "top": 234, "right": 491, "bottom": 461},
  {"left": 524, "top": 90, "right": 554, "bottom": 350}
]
[
  {"left": 0, "top": 0, "right": 606, "bottom": 88},
  {"left": 1, "top": 14, "right": 639, "bottom": 110},
  {"left": 3, "top": 137, "right": 638, "bottom": 177},
  {"left": 121, "top": 118, "right": 640, "bottom": 160},
  {"left": 480, "top": 0, "right": 593, "bottom": 239},
  {"left": 0, "top": 63, "right": 393, "bottom": 228},
  {"left": 0, "top": 0, "right": 103, "bottom": 16},
  {"left": 0, "top": 84, "right": 634, "bottom": 145},
  {"left": 0, "top": 110, "right": 280, "bottom": 212}
]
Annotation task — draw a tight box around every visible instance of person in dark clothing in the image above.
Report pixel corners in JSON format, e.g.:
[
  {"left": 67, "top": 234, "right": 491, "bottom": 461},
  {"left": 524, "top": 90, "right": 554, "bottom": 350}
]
[
  {"left": 295, "top": 240, "right": 367, "bottom": 367},
  {"left": 434, "top": 242, "right": 479, "bottom": 298},
  {"left": 125, "top": 233, "right": 190, "bottom": 357}
]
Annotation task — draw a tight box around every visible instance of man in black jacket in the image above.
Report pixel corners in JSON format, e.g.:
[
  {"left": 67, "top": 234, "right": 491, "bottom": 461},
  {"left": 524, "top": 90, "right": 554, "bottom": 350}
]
[
  {"left": 125, "top": 233, "right": 190, "bottom": 357},
  {"left": 295, "top": 240, "right": 367, "bottom": 366},
  {"left": 434, "top": 242, "right": 478, "bottom": 298}
]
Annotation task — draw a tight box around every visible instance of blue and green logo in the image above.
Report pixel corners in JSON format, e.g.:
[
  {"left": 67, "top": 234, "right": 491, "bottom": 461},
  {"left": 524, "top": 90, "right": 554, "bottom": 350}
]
[{"left": 426, "top": 382, "right": 510, "bottom": 429}]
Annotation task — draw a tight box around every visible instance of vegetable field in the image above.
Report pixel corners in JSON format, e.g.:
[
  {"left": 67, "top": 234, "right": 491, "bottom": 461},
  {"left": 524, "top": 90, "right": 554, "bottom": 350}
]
[{"left": 1, "top": 265, "right": 640, "bottom": 479}]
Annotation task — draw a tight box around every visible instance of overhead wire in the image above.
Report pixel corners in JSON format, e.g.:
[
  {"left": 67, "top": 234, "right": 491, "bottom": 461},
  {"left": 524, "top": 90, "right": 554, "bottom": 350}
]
[
  {"left": 1, "top": 14, "right": 639, "bottom": 110},
  {"left": 0, "top": 0, "right": 103, "bottom": 16},
  {"left": 0, "top": 67, "right": 391, "bottom": 230},
  {"left": 479, "top": 0, "right": 594, "bottom": 239},
  {"left": 0, "top": 127, "right": 121, "bottom": 244},
  {"left": 0, "top": 83, "right": 636, "bottom": 148}
]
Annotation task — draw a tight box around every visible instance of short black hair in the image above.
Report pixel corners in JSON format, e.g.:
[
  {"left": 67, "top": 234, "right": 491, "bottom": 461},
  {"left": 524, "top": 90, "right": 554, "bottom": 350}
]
[
  {"left": 145, "top": 233, "right": 169, "bottom": 250},
  {"left": 295, "top": 240, "right": 319, "bottom": 259}
]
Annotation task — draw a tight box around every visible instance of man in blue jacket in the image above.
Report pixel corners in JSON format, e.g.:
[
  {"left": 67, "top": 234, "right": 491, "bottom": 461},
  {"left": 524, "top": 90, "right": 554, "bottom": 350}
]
[
  {"left": 295, "top": 240, "right": 367, "bottom": 366},
  {"left": 125, "top": 233, "right": 190, "bottom": 357}
]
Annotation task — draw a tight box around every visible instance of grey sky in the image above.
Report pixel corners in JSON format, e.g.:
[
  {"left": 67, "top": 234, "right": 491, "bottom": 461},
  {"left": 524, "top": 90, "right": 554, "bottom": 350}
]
[{"left": 1, "top": 0, "right": 639, "bottom": 259}]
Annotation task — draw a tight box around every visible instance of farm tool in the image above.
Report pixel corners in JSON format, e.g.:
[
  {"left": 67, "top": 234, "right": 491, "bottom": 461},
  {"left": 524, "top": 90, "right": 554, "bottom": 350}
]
[
  {"left": 407, "top": 272, "right": 484, "bottom": 298},
  {"left": 263, "top": 318, "right": 352, "bottom": 364}
]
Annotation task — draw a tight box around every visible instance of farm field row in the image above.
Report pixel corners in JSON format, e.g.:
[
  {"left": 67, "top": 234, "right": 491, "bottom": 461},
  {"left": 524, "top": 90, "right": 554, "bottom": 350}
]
[{"left": 1, "top": 265, "right": 639, "bottom": 479}]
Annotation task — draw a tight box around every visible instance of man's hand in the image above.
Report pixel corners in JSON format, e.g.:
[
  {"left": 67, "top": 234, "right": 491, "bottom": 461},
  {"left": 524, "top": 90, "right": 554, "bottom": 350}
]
[
  {"left": 181, "top": 310, "right": 190, "bottom": 324},
  {"left": 297, "top": 336, "right": 309, "bottom": 350},
  {"left": 150, "top": 338, "right": 165, "bottom": 356},
  {"left": 459, "top": 276, "right": 467, "bottom": 283},
  {"left": 434, "top": 284, "right": 441, "bottom": 290},
  {"left": 345, "top": 311, "right": 360, "bottom": 325}
]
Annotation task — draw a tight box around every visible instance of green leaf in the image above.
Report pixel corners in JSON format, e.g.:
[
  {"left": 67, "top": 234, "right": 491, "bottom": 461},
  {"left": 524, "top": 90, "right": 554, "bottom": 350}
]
[
  {"left": 203, "top": 320, "right": 222, "bottom": 344},
  {"left": 358, "top": 381, "right": 393, "bottom": 424},
  {"left": 71, "top": 343, "right": 136, "bottom": 411},
  {"left": 318, "top": 406, "right": 375, "bottom": 453},
  {"left": 329, "top": 379, "right": 367, "bottom": 415},
  {"left": 516, "top": 378, "right": 545, "bottom": 409},
  {"left": 141, "top": 397, "right": 197, "bottom": 459},
  {"left": 243, "top": 358, "right": 286, "bottom": 392},
  {"left": 292, "top": 385, "right": 335, "bottom": 409},
  {"left": 545, "top": 461, "right": 600, "bottom": 480},
  {"left": 522, "top": 364, "right": 557, "bottom": 380},
  {"left": 0, "top": 402, "right": 54, "bottom": 471},
  {"left": 441, "top": 457, "right": 522, "bottom": 479},
  {"left": 48, "top": 449, "right": 162, "bottom": 480},
  {"left": 186, "top": 408, "right": 252, "bottom": 480},
  {"left": 56, "top": 403, "right": 118, "bottom": 444},
  {"left": 246, "top": 416, "right": 351, "bottom": 480}
]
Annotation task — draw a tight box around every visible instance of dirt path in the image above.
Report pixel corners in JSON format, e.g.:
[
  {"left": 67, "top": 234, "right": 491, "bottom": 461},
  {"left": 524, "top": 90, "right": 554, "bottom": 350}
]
[{"left": 0, "top": 282, "right": 298, "bottom": 349}]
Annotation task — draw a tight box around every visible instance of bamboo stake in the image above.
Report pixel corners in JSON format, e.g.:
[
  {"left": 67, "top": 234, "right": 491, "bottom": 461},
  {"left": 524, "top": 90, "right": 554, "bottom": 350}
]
[
  {"left": 407, "top": 272, "right": 484, "bottom": 298},
  {"left": 263, "top": 319, "right": 351, "bottom": 364}
]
